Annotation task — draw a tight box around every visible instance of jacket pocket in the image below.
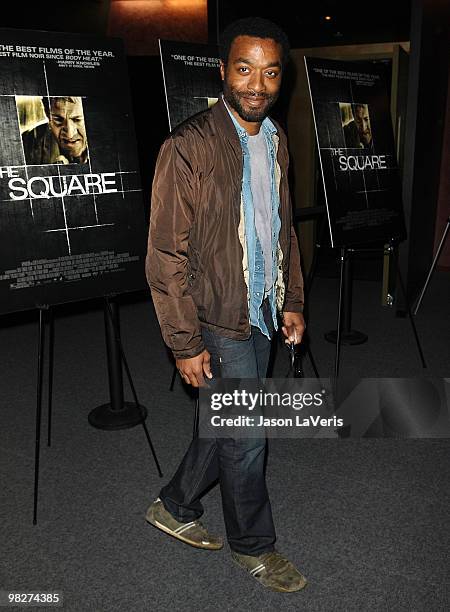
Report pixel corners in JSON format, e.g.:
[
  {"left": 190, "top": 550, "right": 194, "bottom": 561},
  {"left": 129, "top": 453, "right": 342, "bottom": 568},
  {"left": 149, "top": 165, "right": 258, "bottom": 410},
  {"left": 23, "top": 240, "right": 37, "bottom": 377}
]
[{"left": 186, "top": 244, "right": 202, "bottom": 294}]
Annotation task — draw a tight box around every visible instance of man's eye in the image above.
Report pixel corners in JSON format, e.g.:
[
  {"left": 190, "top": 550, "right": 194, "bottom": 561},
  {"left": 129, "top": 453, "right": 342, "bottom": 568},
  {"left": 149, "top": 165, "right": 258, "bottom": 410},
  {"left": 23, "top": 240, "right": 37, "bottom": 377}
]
[
  {"left": 238, "top": 67, "right": 249, "bottom": 73},
  {"left": 266, "top": 71, "right": 278, "bottom": 78}
]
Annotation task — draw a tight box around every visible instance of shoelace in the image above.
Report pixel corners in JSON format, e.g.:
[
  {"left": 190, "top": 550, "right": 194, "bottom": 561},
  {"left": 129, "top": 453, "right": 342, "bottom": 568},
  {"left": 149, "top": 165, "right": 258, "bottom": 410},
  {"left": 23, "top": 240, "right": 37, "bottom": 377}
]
[
  {"left": 258, "top": 551, "right": 291, "bottom": 575},
  {"left": 192, "top": 520, "right": 208, "bottom": 533},
  {"left": 192, "top": 520, "right": 217, "bottom": 544}
]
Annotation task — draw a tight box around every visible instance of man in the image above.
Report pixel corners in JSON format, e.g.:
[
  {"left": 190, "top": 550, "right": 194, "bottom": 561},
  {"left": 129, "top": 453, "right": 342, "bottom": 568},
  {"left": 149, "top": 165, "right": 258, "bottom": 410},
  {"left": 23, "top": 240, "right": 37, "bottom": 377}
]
[
  {"left": 343, "top": 103, "right": 373, "bottom": 149},
  {"left": 22, "top": 96, "right": 88, "bottom": 165},
  {"left": 145, "top": 17, "right": 307, "bottom": 593}
]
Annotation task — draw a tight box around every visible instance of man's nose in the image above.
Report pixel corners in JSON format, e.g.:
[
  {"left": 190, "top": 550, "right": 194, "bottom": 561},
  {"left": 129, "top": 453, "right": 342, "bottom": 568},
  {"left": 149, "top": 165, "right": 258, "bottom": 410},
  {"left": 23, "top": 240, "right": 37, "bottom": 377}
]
[
  {"left": 248, "top": 71, "right": 265, "bottom": 94},
  {"left": 62, "top": 119, "right": 76, "bottom": 138}
]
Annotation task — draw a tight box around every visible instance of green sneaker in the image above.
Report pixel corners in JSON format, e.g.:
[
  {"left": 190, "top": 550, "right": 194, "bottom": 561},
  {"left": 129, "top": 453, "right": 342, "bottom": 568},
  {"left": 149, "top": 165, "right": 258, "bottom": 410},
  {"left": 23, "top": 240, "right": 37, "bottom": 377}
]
[
  {"left": 145, "top": 498, "right": 223, "bottom": 550},
  {"left": 231, "top": 549, "right": 308, "bottom": 592}
]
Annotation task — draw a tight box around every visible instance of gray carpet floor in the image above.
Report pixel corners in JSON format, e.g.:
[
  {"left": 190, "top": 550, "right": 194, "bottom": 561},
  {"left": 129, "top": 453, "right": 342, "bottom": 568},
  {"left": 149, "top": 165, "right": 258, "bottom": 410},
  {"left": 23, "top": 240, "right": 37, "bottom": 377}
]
[{"left": 1, "top": 272, "right": 449, "bottom": 611}]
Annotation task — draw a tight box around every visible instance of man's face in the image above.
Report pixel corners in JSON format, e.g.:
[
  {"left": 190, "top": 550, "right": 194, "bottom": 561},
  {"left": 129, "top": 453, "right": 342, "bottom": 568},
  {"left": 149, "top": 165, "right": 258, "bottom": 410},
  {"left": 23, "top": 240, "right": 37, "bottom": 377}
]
[
  {"left": 354, "top": 105, "right": 372, "bottom": 145},
  {"left": 49, "top": 98, "right": 87, "bottom": 160},
  {"left": 220, "top": 35, "right": 283, "bottom": 128}
]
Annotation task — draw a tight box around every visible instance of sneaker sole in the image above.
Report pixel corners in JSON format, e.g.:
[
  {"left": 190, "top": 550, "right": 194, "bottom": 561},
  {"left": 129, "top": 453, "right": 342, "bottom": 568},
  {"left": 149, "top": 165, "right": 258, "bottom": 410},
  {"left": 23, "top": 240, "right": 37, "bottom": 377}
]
[{"left": 145, "top": 511, "right": 223, "bottom": 550}]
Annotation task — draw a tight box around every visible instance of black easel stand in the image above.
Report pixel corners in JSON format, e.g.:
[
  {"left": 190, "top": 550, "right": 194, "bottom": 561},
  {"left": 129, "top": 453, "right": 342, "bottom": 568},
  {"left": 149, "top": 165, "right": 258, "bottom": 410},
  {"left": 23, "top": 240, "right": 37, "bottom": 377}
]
[
  {"left": 193, "top": 396, "right": 199, "bottom": 438},
  {"left": 328, "top": 243, "right": 427, "bottom": 378},
  {"left": 333, "top": 248, "right": 345, "bottom": 379},
  {"left": 89, "top": 298, "right": 146, "bottom": 429},
  {"left": 169, "top": 368, "right": 199, "bottom": 439},
  {"left": 396, "top": 266, "right": 427, "bottom": 369},
  {"left": 305, "top": 345, "right": 320, "bottom": 378},
  {"left": 325, "top": 247, "right": 368, "bottom": 347},
  {"left": 33, "top": 305, "right": 48, "bottom": 525},
  {"left": 47, "top": 309, "right": 54, "bottom": 447},
  {"left": 88, "top": 297, "right": 163, "bottom": 474},
  {"left": 169, "top": 363, "right": 177, "bottom": 392},
  {"left": 413, "top": 216, "right": 450, "bottom": 316},
  {"left": 33, "top": 297, "right": 163, "bottom": 524}
]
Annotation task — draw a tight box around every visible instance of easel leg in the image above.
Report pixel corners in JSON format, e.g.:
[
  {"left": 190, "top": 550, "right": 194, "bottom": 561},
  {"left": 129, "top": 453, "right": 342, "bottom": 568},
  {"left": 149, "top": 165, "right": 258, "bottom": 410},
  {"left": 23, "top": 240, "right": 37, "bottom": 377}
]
[
  {"left": 33, "top": 308, "right": 46, "bottom": 525},
  {"left": 334, "top": 248, "right": 346, "bottom": 379},
  {"left": 104, "top": 298, "right": 163, "bottom": 478},
  {"left": 140, "top": 420, "right": 163, "bottom": 478},
  {"left": 47, "top": 310, "right": 54, "bottom": 447},
  {"left": 304, "top": 213, "right": 326, "bottom": 296},
  {"left": 396, "top": 268, "right": 427, "bottom": 368},
  {"left": 169, "top": 363, "right": 177, "bottom": 391},
  {"left": 193, "top": 396, "right": 199, "bottom": 439},
  {"left": 413, "top": 217, "right": 450, "bottom": 315},
  {"left": 307, "top": 346, "right": 320, "bottom": 378}
]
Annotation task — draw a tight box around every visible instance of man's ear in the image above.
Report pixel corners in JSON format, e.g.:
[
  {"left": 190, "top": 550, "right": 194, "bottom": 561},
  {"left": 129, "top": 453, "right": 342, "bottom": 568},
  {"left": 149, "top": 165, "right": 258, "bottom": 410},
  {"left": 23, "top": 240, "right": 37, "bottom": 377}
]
[{"left": 219, "top": 60, "right": 225, "bottom": 82}]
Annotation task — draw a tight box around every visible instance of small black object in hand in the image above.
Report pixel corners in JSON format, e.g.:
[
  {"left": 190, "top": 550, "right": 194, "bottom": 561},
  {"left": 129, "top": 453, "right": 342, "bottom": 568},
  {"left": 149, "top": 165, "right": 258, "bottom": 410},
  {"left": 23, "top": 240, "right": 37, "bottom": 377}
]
[{"left": 286, "top": 341, "right": 304, "bottom": 378}]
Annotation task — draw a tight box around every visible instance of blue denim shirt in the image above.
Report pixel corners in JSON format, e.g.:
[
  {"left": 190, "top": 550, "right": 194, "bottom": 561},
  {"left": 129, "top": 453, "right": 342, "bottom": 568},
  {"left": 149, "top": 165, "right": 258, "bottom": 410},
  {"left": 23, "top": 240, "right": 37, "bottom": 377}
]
[{"left": 222, "top": 96, "right": 281, "bottom": 339}]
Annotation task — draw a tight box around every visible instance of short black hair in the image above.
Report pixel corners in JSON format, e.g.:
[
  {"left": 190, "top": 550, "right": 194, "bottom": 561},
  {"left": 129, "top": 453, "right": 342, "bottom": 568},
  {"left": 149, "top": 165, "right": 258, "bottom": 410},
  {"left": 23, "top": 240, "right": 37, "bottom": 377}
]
[{"left": 219, "top": 17, "right": 290, "bottom": 67}]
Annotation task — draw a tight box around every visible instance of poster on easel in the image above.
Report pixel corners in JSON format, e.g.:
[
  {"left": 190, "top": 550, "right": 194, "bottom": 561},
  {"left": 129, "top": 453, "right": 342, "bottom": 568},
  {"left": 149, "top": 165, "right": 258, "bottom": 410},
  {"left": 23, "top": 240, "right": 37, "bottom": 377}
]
[
  {"left": 0, "top": 29, "right": 146, "bottom": 315},
  {"left": 304, "top": 56, "right": 406, "bottom": 247},
  {"left": 159, "top": 40, "right": 221, "bottom": 130}
]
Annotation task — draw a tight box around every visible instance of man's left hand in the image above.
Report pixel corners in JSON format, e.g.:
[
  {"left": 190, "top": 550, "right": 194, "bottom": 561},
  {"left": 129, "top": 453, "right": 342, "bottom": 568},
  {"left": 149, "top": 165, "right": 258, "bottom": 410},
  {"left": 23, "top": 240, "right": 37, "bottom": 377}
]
[{"left": 282, "top": 311, "right": 306, "bottom": 345}]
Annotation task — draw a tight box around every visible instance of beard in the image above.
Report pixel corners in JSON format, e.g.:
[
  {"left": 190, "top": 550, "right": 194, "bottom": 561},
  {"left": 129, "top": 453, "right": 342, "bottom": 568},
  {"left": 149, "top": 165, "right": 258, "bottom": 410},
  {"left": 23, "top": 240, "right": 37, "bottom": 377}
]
[{"left": 223, "top": 80, "right": 279, "bottom": 123}]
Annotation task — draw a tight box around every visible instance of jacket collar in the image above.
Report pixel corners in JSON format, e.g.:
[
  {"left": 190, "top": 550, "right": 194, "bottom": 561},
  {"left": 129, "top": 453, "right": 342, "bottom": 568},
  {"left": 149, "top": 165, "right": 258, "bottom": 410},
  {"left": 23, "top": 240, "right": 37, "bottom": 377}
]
[{"left": 211, "top": 95, "right": 277, "bottom": 152}]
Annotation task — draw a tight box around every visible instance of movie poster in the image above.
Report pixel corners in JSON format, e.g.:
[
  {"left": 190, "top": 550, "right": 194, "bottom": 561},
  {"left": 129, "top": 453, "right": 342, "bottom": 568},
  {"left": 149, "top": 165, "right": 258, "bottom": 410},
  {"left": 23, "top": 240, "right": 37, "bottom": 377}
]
[
  {"left": 159, "top": 40, "right": 221, "bottom": 130},
  {"left": 304, "top": 57, "right": 406, "bottom": 247},
  {"left": 0, "top": 29, "right": 146, "bottom": 315}
]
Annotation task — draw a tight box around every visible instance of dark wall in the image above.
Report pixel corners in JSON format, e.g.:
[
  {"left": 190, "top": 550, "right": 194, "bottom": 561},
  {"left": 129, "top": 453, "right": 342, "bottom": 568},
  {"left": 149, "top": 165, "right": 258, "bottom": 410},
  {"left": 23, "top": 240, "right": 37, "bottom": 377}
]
[
  {"left": 215, "top": 0, "right": 411, "bottom": 48},
  {"left": 400, "top": 0, "right": 450, "bottom": 307},
  {"left": 126, "top": 56, "right": 169, "bottom": 221},
  {"left": 0, "top": 1, "right": 111, "bottom": 36}
]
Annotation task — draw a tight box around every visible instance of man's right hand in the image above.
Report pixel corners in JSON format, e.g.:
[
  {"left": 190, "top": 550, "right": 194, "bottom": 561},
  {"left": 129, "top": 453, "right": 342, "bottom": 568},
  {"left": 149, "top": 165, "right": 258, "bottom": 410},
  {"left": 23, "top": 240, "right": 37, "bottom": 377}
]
[{"left": 176, "top": 350, "right": 212, "bottom": 388}]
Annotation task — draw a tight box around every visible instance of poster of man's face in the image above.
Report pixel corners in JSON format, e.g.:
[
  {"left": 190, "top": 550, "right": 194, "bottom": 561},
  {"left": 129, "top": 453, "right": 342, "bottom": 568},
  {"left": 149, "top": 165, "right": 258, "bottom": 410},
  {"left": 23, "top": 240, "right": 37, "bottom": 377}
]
[
  {"left": 340, "top": 102, "right": 373, "bottom": 149},
  {"left": 17, "top": 95, "right": 89, "bottom": 165}
]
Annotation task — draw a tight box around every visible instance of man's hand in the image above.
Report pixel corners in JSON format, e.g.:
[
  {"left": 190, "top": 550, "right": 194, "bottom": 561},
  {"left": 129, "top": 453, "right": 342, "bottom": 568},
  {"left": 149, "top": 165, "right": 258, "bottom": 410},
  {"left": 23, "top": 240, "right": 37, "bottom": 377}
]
[
  {"left": 176, "top": 350, "right": 212, "bottom": 388},
  {"left": 282, "top": 312, "right": 306, "bottom": 345}
]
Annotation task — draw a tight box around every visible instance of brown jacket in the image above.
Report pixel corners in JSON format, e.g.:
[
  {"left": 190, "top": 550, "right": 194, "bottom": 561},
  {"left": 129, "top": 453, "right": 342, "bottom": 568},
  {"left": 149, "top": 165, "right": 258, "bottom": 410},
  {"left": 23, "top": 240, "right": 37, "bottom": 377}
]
[{"left": 146, "top": 97, "right": 304, "bottom": 359}]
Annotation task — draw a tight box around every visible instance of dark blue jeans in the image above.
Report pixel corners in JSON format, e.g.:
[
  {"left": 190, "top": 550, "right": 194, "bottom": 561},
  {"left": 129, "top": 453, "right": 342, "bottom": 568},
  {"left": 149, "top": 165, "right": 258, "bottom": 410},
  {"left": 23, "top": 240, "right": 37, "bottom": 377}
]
[{"left": 160, "top": 299, "right": 276, "bottom": 556}]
